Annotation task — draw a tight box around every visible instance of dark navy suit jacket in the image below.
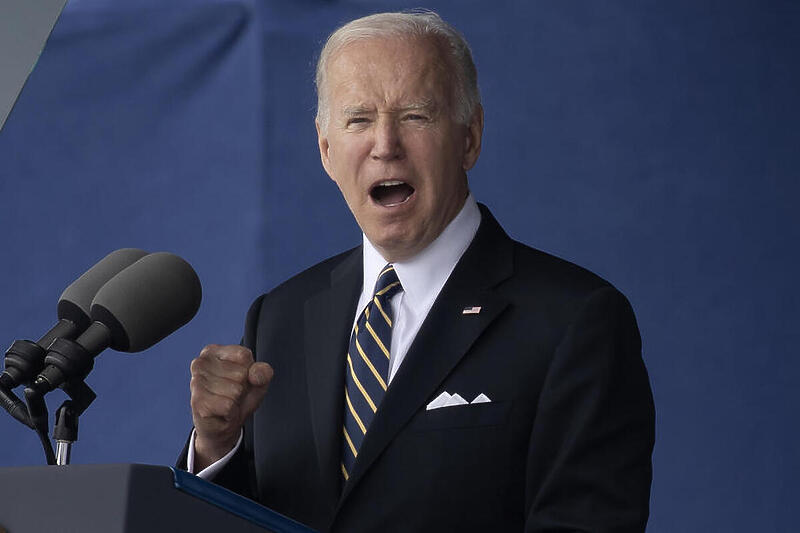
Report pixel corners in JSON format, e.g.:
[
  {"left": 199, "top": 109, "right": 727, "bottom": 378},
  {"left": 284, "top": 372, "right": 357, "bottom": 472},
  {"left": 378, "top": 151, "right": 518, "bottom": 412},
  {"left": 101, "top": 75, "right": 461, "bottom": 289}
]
[{"left": 180, "top": 205, "right": 655, "bottom": 532}]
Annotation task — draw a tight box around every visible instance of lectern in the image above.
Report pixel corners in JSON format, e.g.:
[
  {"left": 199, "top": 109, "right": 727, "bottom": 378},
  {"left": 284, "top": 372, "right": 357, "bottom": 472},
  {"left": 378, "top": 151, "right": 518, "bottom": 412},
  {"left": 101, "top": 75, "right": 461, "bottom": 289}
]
[{"left": 0, "top": 464, "right": 317, "bottom": 533}]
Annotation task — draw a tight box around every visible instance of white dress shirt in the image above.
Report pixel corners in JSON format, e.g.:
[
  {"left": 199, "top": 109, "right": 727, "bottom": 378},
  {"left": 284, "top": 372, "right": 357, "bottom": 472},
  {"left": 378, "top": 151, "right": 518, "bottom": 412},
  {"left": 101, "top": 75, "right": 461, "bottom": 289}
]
[
  {"left": 359, "top": 194, "right": 481, "bottom": 385},
  {"left": 188, "top": 194, "right": 481, "bottom": 477}
]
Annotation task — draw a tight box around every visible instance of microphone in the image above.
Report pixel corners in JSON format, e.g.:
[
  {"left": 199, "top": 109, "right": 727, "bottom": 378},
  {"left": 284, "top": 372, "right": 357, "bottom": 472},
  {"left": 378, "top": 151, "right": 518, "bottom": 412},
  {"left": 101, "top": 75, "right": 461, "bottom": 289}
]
[
  {"left": 52, "top": 248, "right": 151, "bottom": 347},
  {"left": 1, "top": 248, "right": 149, "bottom": 388},
  {"left": 31, "top": 252, "right": 202, "bottom": 394},
  {"left": 1, "top": 248, "right": 148, "bottom": 426}
]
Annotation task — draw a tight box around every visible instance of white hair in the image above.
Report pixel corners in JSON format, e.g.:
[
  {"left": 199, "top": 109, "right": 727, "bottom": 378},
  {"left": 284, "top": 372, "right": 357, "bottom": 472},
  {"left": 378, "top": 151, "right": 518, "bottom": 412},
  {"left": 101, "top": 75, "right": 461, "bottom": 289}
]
[{"left": 315, "top": 10, "right": 480, "bottom": 132}]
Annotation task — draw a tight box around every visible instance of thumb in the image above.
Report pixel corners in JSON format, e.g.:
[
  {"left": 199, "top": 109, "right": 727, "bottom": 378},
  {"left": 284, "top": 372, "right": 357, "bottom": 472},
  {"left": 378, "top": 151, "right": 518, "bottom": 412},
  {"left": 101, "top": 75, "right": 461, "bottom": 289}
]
[
  {"left": 240, "top": 362, "right": 273, "bottom": 417},
  {"left": 248, "top": 361, "right": 274, "bottom": 389}
]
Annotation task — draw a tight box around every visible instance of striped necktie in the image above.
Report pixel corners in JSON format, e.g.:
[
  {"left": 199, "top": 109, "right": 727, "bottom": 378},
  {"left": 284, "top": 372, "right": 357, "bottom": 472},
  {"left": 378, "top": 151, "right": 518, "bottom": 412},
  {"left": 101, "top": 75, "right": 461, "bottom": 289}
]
[{"left": 341, "top": 264, "right": 402, "bottom": 482}]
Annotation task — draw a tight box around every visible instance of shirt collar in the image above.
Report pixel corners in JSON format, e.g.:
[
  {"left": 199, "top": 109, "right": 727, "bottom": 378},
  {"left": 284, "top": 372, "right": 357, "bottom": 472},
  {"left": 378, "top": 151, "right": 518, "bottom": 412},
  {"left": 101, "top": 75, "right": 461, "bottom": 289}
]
[{"left": 362, "top": 194, "right": 481, "bottom": 311}]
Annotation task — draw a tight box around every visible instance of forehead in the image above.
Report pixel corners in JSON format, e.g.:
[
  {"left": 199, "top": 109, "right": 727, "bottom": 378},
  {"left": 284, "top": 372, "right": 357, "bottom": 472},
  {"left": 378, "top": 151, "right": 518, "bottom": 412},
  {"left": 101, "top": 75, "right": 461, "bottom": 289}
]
[{"left": 325, "top": 36, "right": 453, "bottom": 110}]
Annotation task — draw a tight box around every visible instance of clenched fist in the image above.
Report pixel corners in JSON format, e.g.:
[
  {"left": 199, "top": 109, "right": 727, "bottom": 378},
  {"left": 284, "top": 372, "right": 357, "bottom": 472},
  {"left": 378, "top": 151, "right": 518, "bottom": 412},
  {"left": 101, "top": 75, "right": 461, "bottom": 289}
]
[{"left": 190, "top": 344, "right": 273, "bottom": 470}]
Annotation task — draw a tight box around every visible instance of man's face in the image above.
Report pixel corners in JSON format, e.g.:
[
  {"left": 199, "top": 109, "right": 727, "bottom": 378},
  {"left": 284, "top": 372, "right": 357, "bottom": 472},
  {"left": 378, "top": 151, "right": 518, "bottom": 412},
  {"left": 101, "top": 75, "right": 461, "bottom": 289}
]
[{"left": 316, "top": 36, "right": 483, "bottom": 262}]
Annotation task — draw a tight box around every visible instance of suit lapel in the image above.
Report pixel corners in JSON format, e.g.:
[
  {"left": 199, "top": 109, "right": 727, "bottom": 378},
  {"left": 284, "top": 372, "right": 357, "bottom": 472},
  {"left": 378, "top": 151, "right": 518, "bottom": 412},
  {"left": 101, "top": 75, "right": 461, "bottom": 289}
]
[
  {"left": 304, "top": 247, "right": 362, "bottom": 511},
  {"left": 339, "top": 206, "right": 515, "bottom": 505}
]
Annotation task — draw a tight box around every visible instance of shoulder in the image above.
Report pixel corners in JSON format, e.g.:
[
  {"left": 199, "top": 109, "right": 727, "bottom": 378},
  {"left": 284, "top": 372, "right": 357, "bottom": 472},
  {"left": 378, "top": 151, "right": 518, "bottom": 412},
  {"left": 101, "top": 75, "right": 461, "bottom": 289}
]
[
  {"left": 474, "top": 204, "right": 632, "bottom": 329},
  {"left": 509, "top": 240, "right": 635, "bottom": 326},
  {"left": 499, "top": 237, "right": 644, "bottom": 348},
  {"left": 475, "top": 204, "right": 619, "bottom": 305},
  {"left": 511, "top": 240, "right": 613, "bottom": 297}
]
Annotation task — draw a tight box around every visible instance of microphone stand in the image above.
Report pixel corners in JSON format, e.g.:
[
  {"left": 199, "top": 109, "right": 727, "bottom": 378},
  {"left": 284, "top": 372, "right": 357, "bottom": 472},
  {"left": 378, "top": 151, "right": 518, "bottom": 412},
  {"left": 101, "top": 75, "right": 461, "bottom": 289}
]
[
  {"left": 24, "top": 336, "right": 99, "bottom": 466},
  {"left": 2, "top": 338, "right": 91, "bottom": 464},
  {"left": 52, "top": 380, "right": 96, "bottom": 465},
  {"left": 22, "top": 379, "right": 96, "bottom": 466},
  {"left": 53, "top": 402, "right": 77, "bottom": 465}
]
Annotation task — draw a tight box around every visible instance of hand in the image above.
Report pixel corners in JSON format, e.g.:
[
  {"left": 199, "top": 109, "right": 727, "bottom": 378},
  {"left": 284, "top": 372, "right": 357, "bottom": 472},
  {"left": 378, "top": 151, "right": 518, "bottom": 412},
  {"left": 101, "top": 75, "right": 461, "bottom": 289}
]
[{"left": 189, "top": 344, "right": 273, "bottom": 470}]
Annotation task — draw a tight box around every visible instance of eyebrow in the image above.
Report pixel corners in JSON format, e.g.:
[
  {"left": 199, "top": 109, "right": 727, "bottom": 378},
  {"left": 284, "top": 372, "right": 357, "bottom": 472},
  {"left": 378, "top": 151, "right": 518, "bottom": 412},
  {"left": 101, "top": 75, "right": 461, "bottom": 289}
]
[
  {"left": 398, "top": 101, "right": 436, "bottom": 113},
  {"left": 341, "top": 101, "right": 437, "bottom": 117},
  {"left": 342, "top": 106, "right": 372, "bottom": 117}
]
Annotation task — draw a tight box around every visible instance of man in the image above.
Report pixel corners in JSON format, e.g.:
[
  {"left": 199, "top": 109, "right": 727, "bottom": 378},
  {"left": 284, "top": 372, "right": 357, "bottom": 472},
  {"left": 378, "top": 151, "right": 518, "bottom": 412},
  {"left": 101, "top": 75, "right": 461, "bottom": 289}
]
[{"left": 181, "top": 10, "right": 654, "bottom": 532}]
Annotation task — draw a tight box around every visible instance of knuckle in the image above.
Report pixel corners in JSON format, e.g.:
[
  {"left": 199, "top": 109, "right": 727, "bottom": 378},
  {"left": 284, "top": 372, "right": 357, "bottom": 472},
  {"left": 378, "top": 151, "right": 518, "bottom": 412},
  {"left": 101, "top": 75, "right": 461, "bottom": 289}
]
[
  {"left": 189, "top": 375, "right": 205, "bottom": 394},
  {"left": 198, "top": 344, "right": 217, "bottom": 358},
  {"left": 228, "top": 347, "right": 252, "bottom": 365},
  {"left": 240, "top": 346, "right": 255, "bottom": 361},
  {"left": 229, "top": 382, "right": 245, "bottom": 399},
  {"left": 190, "top": 358, "right": 204, "bottom": 375},
  {"left": 191, "top": 397, "right": 208, "bottom": 418},
  {"left": 230, "top": 366, "right": 248, "bottom": 383}
]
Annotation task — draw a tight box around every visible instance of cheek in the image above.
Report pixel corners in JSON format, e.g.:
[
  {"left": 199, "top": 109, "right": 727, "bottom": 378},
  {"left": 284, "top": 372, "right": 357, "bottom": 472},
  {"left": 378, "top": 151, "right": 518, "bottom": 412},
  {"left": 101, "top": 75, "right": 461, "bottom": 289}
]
[
  {"left": 418, "top": 149, "right": 459, "bottom": 189},
  {"left": 327, "top": 153, "right": 364, "bottom": 200},
  {"left": 330, "top": 139, "right": 370, "bottom": 173}
]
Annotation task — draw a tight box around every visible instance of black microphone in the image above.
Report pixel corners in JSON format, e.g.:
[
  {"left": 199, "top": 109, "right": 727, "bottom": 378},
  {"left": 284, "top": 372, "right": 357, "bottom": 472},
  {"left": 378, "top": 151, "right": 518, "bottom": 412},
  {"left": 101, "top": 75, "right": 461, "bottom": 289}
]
[
  {"left": 1, "top": 248, "right": 148, "bottom": 427},
  {"left": 31, "top": 252, "right": 202, "bottom": 393},
  {"left": 1, "top": 248, "right": 149, "bottom": 388},
  {"left": 51, "top": 248, "right": 151, "bottom": 347}
]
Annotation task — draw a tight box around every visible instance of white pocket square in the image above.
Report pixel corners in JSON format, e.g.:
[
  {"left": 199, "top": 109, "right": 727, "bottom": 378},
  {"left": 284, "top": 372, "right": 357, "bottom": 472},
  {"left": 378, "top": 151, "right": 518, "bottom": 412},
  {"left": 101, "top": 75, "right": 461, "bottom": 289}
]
[
  {"left": 426, "top": 391, "right": 492, "bottom": 410},
  {"left": 471, "top": 393, "right": 491, "bottom": 404}
]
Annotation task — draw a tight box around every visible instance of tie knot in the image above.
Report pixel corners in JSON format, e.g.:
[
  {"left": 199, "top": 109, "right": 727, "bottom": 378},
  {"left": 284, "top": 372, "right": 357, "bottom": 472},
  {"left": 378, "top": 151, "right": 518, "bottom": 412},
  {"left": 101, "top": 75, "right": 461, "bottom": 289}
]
[{"left": 372, "top": 264, "right": 402, "bottom": 301}]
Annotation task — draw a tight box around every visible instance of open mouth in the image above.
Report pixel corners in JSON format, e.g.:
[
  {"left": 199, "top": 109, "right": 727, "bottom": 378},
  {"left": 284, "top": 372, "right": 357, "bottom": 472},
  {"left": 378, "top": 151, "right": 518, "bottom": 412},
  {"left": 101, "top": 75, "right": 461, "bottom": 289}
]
[{"left": 369, "top": 180, "right": 415, "bottom": 207}]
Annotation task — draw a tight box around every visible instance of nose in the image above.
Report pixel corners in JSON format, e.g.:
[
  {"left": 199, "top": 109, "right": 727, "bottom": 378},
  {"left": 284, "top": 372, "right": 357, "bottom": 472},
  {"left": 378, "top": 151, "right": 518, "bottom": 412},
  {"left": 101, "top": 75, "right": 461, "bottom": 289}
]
[{"left": 370, "top": 116, "right": 403, "bottom": 161}]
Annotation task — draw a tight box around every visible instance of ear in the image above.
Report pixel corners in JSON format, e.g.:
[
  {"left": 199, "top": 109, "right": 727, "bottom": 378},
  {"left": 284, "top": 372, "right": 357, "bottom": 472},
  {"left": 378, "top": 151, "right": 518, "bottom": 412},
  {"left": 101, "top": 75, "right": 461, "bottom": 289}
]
[
  {"left": 316, "top": 118, "right": 335, "bottom": 180},
  {"left": 462, "top": 104, "right": 484, "bottom": 171}
]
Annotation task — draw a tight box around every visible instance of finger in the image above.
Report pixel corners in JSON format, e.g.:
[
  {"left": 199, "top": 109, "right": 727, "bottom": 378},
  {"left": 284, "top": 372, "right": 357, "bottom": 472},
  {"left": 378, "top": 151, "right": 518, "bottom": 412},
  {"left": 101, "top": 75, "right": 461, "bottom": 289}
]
[
  {"left": 191, "top": 356, "right": 249, "bottom": 383},
  {"left": 191, "top": 389, "right": 241, "bottom": 421},
  {"left": 190, "top": 393, "right": 240, "bottom": 439},
  {"left": 248, "top": 362, "right": 274, "bottom": 388},
  {"left": 191, "top": 373, "right": 246, "bottom": 402},
  {"left": 190, "top": 375, "right": 242, "bottom": 418},
  {"left": 199, "top": 344, "right": 254, "bottom": 366}
]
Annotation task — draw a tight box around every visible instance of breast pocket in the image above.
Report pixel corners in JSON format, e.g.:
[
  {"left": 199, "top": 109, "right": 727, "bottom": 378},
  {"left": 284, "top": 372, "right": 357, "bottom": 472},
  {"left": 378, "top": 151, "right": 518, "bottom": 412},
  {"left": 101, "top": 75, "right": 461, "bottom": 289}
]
[{"left": 410, "top": 400, "right": 512, "bottom": 432}]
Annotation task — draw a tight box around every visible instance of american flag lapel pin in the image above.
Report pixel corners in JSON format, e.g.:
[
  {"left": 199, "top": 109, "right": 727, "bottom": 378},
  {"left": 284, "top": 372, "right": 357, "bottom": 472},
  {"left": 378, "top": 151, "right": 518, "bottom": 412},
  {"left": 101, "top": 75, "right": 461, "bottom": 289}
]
[{"left": 462, "top": 306, "right": 482, "bottom": 315}]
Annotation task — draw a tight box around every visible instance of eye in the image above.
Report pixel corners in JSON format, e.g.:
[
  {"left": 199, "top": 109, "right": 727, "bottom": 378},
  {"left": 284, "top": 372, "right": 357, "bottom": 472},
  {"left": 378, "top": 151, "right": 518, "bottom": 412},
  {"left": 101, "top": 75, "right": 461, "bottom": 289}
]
[
  {"left": 347, "top": 117, "right": 370, "bottom": 127},
  {"left": 403, "top": 113, "right": 428, "bottom": 121}
]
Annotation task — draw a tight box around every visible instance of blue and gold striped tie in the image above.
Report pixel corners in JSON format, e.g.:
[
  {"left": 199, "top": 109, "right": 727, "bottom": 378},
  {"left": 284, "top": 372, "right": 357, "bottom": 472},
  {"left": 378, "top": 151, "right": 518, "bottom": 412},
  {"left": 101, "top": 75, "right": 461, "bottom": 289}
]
[{"left": 341, "top": 264, "right": 402, "bottom": 482}]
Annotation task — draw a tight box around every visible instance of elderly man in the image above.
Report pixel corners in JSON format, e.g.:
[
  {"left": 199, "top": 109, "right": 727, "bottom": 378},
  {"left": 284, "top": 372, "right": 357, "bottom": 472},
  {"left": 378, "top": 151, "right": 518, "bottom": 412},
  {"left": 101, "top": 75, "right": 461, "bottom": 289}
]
[{"left": 181, "top": 10, "right": 654, "bottom": 533}]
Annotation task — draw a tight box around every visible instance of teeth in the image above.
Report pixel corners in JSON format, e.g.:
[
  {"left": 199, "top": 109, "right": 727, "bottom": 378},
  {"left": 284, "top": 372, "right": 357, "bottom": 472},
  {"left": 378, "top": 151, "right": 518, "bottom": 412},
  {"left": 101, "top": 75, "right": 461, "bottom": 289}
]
[
  {"left": 385, "top": 195, "right": 412, "bottom": 207},
  {"left": 378, "top": 180, "right": 403, "bottom": 186}
]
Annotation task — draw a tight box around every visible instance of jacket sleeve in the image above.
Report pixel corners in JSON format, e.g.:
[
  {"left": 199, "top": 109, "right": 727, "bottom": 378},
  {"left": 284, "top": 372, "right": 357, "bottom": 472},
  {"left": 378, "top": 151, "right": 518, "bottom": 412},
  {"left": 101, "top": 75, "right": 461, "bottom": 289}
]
[{"left": 524, "top": 287, "right": 655, "bottom": 532}]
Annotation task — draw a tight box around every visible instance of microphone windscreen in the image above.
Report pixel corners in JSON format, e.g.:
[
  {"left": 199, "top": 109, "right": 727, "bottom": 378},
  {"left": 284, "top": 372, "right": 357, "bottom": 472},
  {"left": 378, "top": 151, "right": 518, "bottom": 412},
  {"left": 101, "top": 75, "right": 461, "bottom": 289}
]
[
  {"left": 57, "top": 248, "right": 149, "bottom": 330},
  {"left": 90, "top": 252, "right": 202, "bottom": 352}
]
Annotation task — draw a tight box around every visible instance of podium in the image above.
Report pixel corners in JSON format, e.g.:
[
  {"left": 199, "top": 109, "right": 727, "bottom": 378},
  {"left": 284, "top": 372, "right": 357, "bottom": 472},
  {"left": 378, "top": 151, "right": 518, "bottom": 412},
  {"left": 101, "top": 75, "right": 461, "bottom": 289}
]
[{"left": 0, "top": 464, "right": 318, "bottom": 533}]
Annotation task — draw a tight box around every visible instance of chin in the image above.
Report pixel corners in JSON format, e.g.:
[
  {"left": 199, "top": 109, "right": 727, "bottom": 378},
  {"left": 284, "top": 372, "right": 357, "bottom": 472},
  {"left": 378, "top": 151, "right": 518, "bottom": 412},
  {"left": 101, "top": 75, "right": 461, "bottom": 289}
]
[{"left": 370, "top": 234, "right": 417, "bottom": 261}]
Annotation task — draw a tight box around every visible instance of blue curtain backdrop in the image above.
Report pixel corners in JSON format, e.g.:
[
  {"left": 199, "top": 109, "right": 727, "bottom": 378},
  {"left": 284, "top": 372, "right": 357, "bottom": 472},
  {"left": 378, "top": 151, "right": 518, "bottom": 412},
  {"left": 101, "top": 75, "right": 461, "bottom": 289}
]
[{"left": 0, "top": 1, "right": 796, "bottom": 531}]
